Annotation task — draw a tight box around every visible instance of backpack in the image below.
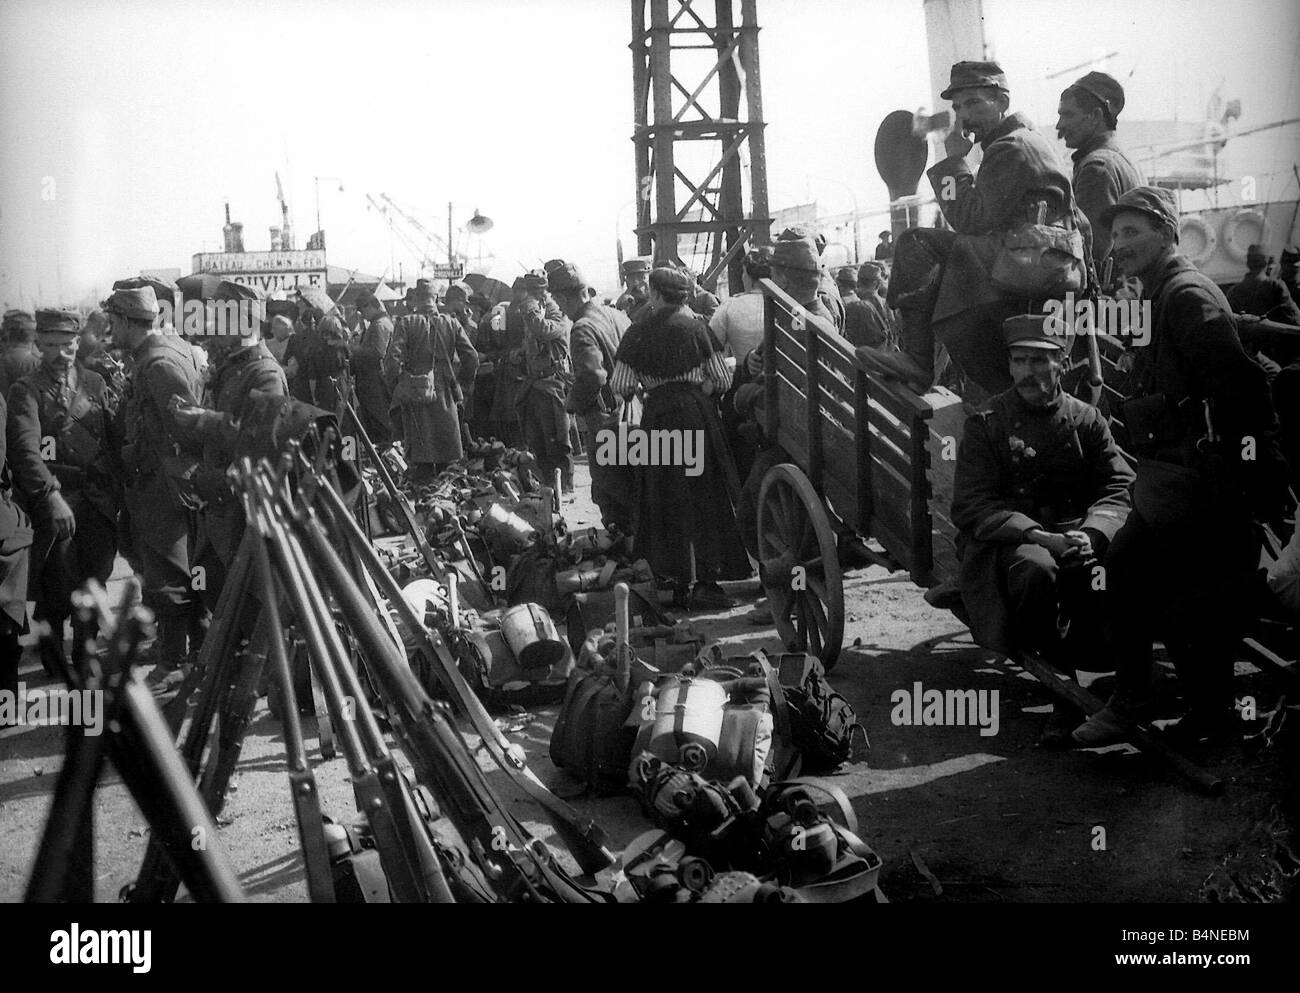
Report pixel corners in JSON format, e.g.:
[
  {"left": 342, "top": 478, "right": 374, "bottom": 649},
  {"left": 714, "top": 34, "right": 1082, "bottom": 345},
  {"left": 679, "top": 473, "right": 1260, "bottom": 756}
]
[{"left": 783, "top": 665, "right": 869, "bottom": 773}]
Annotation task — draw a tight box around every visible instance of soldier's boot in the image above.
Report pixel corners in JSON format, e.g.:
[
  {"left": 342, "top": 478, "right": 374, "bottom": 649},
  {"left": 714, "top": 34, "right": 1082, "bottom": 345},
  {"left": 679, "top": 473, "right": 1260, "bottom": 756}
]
[
  {"left": 31, "top": 607, "right": 67, "bottom": 679},
  {"left": 145, "top": 609, "right": 193, "bottom": 701}
]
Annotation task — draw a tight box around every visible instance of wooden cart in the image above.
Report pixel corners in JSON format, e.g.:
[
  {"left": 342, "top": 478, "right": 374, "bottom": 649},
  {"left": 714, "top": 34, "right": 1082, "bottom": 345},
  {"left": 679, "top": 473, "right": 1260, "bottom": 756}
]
[
  {"left": 748, "top": 278, "right": 1228, "bottom": 794},
  {"left": 753, "top": 277, "right": 968, "bottom": 670}
]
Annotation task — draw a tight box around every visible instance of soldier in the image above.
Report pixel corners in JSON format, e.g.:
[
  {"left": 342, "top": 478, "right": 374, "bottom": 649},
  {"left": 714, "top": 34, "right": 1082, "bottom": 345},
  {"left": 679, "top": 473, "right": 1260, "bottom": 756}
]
[
  {"left": 1226, "top": 244, "right": 1300, "bottom": 321},
  {"left": 616, "top": 258, "right": 652, "bottom": 322},
  {"left": 351, "top": 291, "right": 394, "bottom": 445},
  {"left": 1056, "top": 71, "right": 1144, "bottom": 270},
  {"left": 0, "top": 310, "right": 39, "bottom": 399},
  {"left": 0, "top": 390, "right": 33, "bottom": 706},
  {"left": 834, "top": 265, "right": 860, "bottom": 304},
  {"left": 843, "top": 261, "right": 894, "bottom": 348},
  {"left": 514, "top": 270, "right": 574, "bottom": 492},
  {"left": 170, "top": 281, "right": 286, "bottom": 607},
  {"left": 874, "top": 230, "right": 894, "bottom": 262},
  {"left": 486, "top": 278, "right": 529, "bottom": 446},
  {"left": 1073, "top": 187, "right": 1290, "bottom": 747},
  {"left": 549, "top": 262, "right": 635, "bottom": 530},
  {"left": 105, "top": 285, "right": 207, "bottom": 690},
  {"left": 6, "top": 309, "right": 121, "bottom": 662},
  {"left": 862, "top": 61, "right": 1083, "bottom": 396},
  {"left": 1278, "top": 246, "right": 1300, "bottom": 309},
  {"left": 951, "top": 314, "right": 1133, "bottom": 747},
  {"left": 76, "top": 310, "right": 126, "bottom": 407},
  {"left": 383, "top": 278, "right": 478, "bottom": 483}
]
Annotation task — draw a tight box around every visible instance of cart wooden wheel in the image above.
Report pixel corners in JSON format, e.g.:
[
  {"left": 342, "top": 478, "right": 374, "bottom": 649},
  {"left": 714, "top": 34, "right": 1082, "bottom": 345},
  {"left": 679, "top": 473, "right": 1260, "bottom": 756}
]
[{"left": 757, "top": 463, "right": 845, "bottom": 669}]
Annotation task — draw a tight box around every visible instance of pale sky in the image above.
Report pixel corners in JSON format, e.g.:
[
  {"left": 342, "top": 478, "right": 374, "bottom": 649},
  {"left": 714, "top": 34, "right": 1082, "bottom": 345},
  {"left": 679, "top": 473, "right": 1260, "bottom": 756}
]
[{"left": 1, "top": 0, "right": 1297, "bottom": 308}]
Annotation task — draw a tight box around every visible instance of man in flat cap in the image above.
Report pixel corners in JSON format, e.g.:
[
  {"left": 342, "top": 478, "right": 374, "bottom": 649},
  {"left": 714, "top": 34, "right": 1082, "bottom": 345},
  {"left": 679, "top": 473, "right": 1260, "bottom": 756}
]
[
  {"left": 843, "top": 261, "right": 894, "bottom": 349},
  {"left": 778, "top": 226, "right": 845, "bottom": 330},
  {"left": 616, "top": 258, "right": 653, "bottom": 322},
  {"left": 351, "top": 290, "right": 394, "bottom": 445},
  {"left": 951, "top": 313, "right": 1133, "bottom": 747},
  {"left": 171, "top": 281, "right": 287, "bottom": 608},
  {"left": 104, "top": 284, "right": 207, "bottom": 687},
  {"left": 0, "top": 310, "right": 39, "bottom": 400},
  {"left": 1226, "top": 243, "right": 1300, "bottom": 322},
  {"left": 864, "top": 60, "right": 1083, "bottom": 396},
  {"left": 7, "top": 309, "right": 122, "bottom": 665},
  {"left": 550, "top": 262, "right": 634, "bottom": 529},
  {"left": 1073, "top": 187, "right": 1290, "bottom": 747},
  {"left": 513, "top": 269, "right": 574, "bottom": 493},
  {"left": 1056, "top": 71, "right": 1144, "bottom": 270},
  {"left": 383, "top": 278, "right": 479, "bottom": 482}
]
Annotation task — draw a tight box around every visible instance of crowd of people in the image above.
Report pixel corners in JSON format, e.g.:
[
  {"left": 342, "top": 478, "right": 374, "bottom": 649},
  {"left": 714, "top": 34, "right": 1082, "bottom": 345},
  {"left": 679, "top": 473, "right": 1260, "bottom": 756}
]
[{"left": 1, "top": 59, "right": 1297, "bottom": 753}]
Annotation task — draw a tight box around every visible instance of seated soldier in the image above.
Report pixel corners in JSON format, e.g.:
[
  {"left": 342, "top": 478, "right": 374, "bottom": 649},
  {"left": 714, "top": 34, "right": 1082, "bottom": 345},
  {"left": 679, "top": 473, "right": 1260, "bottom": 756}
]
[{"left": 951, "top": 314, "right": 1133, "bottom": 747}]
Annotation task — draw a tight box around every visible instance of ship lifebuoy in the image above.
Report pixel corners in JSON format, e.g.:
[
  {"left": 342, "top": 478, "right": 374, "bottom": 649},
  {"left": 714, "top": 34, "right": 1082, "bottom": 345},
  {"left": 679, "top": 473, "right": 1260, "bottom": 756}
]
[
  {"left": 1220, "top": 209, "right": 1268, "bottom": 263},
  {"left": 1178, "top": 216, "right": 1217, "bottom": 266}
]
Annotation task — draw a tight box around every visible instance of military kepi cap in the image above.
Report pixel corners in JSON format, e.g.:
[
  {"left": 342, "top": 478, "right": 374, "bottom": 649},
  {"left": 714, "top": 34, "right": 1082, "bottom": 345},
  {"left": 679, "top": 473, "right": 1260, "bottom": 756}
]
[
  {"left": 102, "top": 286, "right": 160, "bottom": 321},
  {"left": 941, "top": 60, "right": 1009, "bottom": 100},
  {"left": 1099, "top": 185, "right": 1179, "bottom": 234},
  {"left": 621, "top": 258, "right": 651, "bottom": 275},
  {"left": 548, "top": 262, "right": 587, "bottom": 293},
  {"left": 2, "top": 309, "right": 36, "bottom": 334},
  {"left": 1066, "top": 71, "right": 1125, "bottom": 120},
  {"left": 857, "top": 261, "right": 886, "bottom": 282},
  {"left": 834, "top": 265, "right": 858, "bottom": 286},
  {"left": 522, "top": 269, "right": 549, "bottom": 292},
  {"left": 35, "top": 308, "right": 82, "bottom": 335},
  {"left": 1003, "top": 313, "right": 1065, "bottom": 351}
]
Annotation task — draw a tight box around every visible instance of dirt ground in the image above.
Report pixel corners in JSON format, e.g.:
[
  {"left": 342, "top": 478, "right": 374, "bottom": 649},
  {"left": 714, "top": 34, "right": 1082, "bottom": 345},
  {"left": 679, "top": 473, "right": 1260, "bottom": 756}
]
[{"left": 1, "top": 455, "right": 1295, "bottom": 903}]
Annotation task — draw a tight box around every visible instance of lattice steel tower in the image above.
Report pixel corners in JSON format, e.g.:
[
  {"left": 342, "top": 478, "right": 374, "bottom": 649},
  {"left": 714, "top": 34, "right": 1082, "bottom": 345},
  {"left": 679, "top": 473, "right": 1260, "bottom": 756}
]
[{"left": 631, "top": 0, "right": 771, "bottom": 293}]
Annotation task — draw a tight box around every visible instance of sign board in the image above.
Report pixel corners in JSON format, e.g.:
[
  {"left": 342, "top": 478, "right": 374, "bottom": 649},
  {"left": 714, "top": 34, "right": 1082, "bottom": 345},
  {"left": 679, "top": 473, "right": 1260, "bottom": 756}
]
[
  {"left": 191, "top": 250, "right": 328, "bottom": 294},
  {"left": 432, "top": 263, "right": 464, "bottom": 280}
]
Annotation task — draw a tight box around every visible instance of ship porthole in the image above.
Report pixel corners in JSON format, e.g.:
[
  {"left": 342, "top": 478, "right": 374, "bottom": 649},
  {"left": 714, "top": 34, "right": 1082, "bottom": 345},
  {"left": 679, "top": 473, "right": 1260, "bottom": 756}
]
[
  {"left": 1179, "top": 216, "right": 1217, "bottom": 266},
  {"left": 1220, "top": 209, "right": 1268, "bottom": 264}
]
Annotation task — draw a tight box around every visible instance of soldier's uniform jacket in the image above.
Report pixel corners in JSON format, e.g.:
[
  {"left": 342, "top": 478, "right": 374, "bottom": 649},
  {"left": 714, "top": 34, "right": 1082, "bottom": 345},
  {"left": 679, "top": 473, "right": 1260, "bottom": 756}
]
[
  {"left": 6, "top": 363, "right": 121, "bottom": 524},
  {"left": 188, "top": 342, "right": 288, "bottom": 497},
  {"left": 1071, "top": 132, "right": 1144, "bottom": 265},
  {"left": 1225, "top": 271, "right": 1298, "bottom": 320},
  {"left": 951, "top": 386, "right": 1134, "bottom": 654},
  {"left": 1121, "top": 254, "right": 1288, "bottom": 518},
  {"left": 568, "top": 301, "right": 631, "bottom": 421},
  {"left": 0, "top": 393, "right": 34, "bottom": 629},
  {"left": 927, "top": 112, "right": 1083, "bottom": 323},
  {"left": 0, "top": 343, "right": 39, "bottom": 400},
  {"left": 120, "top": 333, "right": 205, "bottom": 504},
  {"left": 383, "top": 308, "right": 478, "bottom": 464},
  {"left": 517, "top": 298, "right": 573, "bottom": 405}
]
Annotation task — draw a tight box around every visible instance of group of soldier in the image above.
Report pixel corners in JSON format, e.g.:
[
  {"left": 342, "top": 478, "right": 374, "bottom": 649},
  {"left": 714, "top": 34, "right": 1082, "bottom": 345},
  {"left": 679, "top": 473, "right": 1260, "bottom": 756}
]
[
  {"left": 880, "top": 61, "right": 1295, "bottom": 748},
  {"left": 1, "top": 57, "right": 1296, "bottom": 751}
]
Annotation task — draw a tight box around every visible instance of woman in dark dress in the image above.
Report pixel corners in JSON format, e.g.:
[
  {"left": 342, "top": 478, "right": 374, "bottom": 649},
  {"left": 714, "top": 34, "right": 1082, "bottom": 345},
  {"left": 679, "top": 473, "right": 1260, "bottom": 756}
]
[{"left": 611, "top": 266, "right": 751, "bottom": 609}]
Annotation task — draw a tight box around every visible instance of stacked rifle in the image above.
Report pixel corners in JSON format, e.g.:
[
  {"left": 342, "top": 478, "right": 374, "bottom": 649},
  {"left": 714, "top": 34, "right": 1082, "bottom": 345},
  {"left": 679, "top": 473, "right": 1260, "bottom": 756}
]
[{"left": 48, "top": 434, "right": 617, "bottom": 904}]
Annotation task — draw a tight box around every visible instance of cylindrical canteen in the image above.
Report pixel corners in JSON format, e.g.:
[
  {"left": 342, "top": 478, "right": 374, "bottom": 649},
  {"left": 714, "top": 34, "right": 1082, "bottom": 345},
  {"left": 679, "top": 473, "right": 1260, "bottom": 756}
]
[{"left": 500, "top": 602, "right": 567, "bottom": 675}]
